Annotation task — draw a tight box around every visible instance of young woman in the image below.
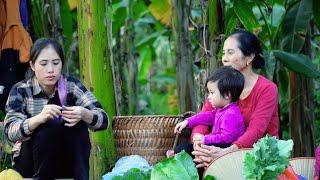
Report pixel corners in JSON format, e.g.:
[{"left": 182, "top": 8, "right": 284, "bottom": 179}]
[
  {"left": 4, "top": 38, "right": 108, "bottom": 179},
  {"left": 192, "top": 30, "right": 279, "bottom": 168}
]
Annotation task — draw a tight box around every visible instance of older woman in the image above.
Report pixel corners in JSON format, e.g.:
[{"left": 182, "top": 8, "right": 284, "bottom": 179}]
[
  {"left": 192, "top": 30, "right": 279, "bottom": 168},
  {"left": 4, "top": 38, "right": 108, "bottom": 179}
]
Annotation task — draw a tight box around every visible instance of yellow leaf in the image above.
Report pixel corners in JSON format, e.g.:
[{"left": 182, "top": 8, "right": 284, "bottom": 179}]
[
  {"left": 148, "top": 0, "right": 172, "bottom": 26},
  {"left": 68, "top": 0, "right": 77, "bottom": 11}
]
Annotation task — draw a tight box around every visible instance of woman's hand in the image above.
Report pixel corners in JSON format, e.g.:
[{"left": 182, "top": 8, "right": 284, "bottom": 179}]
[
  {"left": 62, "top": 106, "right": 93, "bottom": 127},
  {"left": 174, "top": 120, "right": 188, "bottom": 134},
  {"left": 192, "top": 144, "right": 222, "bottom": 168},
  {"left": 192, "top": 144, "right": 238, "bottom": 168},
  {"left": 38, "top": 104, "right": 62, "bottom": 124},
  {"left": 28, "top": 104, "right": 62, "bottom": 131}
]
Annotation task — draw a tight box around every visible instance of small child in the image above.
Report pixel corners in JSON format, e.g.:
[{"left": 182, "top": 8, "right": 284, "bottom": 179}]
[{"left": 170, "top": 66, "right": 245, "bottom": 156}]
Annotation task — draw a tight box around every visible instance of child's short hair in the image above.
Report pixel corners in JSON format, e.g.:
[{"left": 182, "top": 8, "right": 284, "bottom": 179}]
[{"left": 206, "top": 66, "right": 244, "bottom": 102}]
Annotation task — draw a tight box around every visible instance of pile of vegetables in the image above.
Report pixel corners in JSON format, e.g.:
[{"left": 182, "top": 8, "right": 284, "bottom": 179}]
[
  {"left": 243, "top": 136, "right": 294, "bottom": 180},
  {"left": 112, "top": 151, "right": 199, "bottom": 180}
]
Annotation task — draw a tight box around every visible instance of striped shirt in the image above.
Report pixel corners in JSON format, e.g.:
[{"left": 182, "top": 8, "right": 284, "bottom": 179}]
[{"left": 4, "top": 75, "right": 109, "bottom": 143}]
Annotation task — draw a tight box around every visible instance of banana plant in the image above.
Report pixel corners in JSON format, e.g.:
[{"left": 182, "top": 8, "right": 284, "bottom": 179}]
[{"left": 112, "top": 0, "right": 180, "bottom": 115}]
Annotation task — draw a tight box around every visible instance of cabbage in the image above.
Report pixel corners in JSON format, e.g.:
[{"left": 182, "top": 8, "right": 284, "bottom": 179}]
[{"left": 243, "top": 136, "right": 294, "bottom": 180}]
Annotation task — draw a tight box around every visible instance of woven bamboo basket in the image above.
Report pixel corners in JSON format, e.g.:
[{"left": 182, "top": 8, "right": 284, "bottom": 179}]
[
  {"left": 113, "top": 115, "right": 189, "bottom": 165},
  {"left": 289, "top": 157, "right": 315, "bottom": 180}
]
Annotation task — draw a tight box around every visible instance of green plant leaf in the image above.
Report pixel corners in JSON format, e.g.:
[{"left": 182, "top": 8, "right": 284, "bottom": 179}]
[
  {"left": 148, "top": 0, "right": 172, "bottom": 26},
  {"left": 262, "top": 51, "right": 276, "bottom": 80},
  {"left": 273, "top": 50, "right": 320, "bottom": 78},
  {"left": 277, "top": 139, "right": 294, "bottom": 157},
  {"left": 112, "top": 168, "right": 151, "bottom": 180},
  {"left": 112, "top": 7, "right": 127, "bottom": 36},
  {"left": 150, "top": 151, "right": 198, "bottom": 180},
  {"left": 151, "top": 158, "right": 190, "bottom": 180},
  {"left": 138, "top": 47, "right": 153, "bottom": 82},
  {"left": 203, "top": 175, "right": 216, "bottom": 180},
  {"left": 224, "top": 8, "right": 238, "bottom": 37},
  {"left": 278, "top": 66, "right": 289, "bottom": 97},
  {"left": 270, "top": 3, "right": 285, "bottom": 28},
  {"left": 243, "top": 136, "right": 293, "bottom": 180},
  {"left": 175, "top": 151, "right": 199, "bottom": 180},
  {"left": 281, "top": 0, "right": 312, "bottom": 53},
  {"left": 133, "top": 0, "right": 148, "bottom": 20},
  {"left": 313, "top": 0, "right": 320, "bottom": 28},
  {"left": 135, "top": 30, "right": 167, "bottom": 49},
  {"left": 233, "top": 0, "right": 261, "bottom": 33},
  {"left": 61, "top": 0, "right": 76, "bottom": 50}
]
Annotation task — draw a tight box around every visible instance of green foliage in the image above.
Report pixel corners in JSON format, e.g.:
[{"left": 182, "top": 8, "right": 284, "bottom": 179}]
[
  {"left": 203, "top": 175, "right": 216, "bottom": 180},
  {"left": 224, "top": 8, "right": 238, "bottom": 38},
  {"left": 233, "top": 0, "right": 261, "bottom": 33},
  {"left": 60, "top": 0, "right": 76, "bottom": 50},
  {"left": 0, "top": 118, "right": 12, "bottom": 171},
  {"left": 148, "top": 0, "right": 172, "bottom": 26},
  {"left": 252, "top": 1, "right": 286, "bottom": 46},
  {"left": 0, "top": 110, "right": 4, "bottom": 120},
  {"left": 313, "top": 0, "right": 320, "bottom": 28},
  {"left": 281, "top": 0, "right": 312, "bottom": 53},
  {"left": 110, "top": 151, "right": 198, "bottom": 180},
  {"left": 273, "top": 50, "right": 320, "bottom": 78},
  {"left": 243, "top": 136, "right": 293, "bottom": 180},
  {"left": 31, "top": 0, "right": 50, "bottom": 37},
  {"left": 151, "top": 151, "right": 199, "bottom": 180},
  {"left": 112, "top": 168, "right": 151, "bottom": 180}
]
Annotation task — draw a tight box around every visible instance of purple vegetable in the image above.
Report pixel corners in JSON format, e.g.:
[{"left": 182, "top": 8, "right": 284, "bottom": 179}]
[{"left": 58, "top": 76, "right": 67, "bottom": 106}]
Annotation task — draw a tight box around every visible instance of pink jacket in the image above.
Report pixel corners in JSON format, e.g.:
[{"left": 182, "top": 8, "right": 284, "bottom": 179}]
[{"left": 187, "top": 103, "right": 245, "bottom": 145}]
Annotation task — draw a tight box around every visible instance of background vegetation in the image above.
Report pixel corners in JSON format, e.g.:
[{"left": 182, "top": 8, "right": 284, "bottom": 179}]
[{"left": 0, "top": 0, "right": 320, "bottom": 179}]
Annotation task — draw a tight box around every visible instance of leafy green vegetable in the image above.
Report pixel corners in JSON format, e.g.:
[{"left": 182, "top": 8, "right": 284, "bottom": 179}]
[
  {"left": 243, "top": 136, "right": 293, "bottom": 180},
  {"left": 110, "top": 151, "right": 198, "bottom": 180},
  {"left": 151, "top": 151, "right": 199, "bottom": 180},
  {"left": 203, "top": 175, "right": 217, "bottom": 180},
  {"left": 112, "top": 168, "right": 151, "bottom": 180}
]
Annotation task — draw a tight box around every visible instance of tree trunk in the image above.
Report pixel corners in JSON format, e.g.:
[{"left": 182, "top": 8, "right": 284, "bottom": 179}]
[
  {"left": 207, "top": 0, "right": 223, "bottom": 75},
  {"left": 113, "top": 33, "right": 129, "bottom": 115},
  {"left": 289, "top": 31, "right": 315, "bottom": 157},
  {"left": 125, "top": 0, "right": 138, "bottom": 115},
  {"left": 172, "top": 0, "right": 196, "bottom": 113},
  {"left": 78, "top": 0, "right": 117, "bottom": 178}
]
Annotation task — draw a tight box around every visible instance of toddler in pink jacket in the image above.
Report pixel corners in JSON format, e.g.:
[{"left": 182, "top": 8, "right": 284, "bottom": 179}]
[{"left": 174, "top": 66, "right": 245, "bottom": 151}]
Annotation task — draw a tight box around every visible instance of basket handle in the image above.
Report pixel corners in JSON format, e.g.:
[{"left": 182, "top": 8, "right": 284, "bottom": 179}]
[{"left": 172, "top": 133, "right": 180, "bottom": 150}]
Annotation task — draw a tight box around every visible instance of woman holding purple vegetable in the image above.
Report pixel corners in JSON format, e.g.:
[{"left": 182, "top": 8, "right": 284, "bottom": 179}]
[{"left": 3, "top": 38, "right": 108, "bottom": 179}]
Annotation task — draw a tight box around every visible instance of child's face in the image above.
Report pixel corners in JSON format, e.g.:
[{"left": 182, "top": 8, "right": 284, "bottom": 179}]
[{"left": 207, "top": 81, "right": 231, "bottom": 108}]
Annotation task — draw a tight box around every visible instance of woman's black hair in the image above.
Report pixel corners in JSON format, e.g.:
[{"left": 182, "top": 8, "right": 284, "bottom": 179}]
[
  {"left": 30, "top": 38, "right": 64, "bottom": 65},
  {"left": 230, "top": 29, "right": 265, "bottom": 69},
  {"left": 206, "top": 66, "right": 244, "bottom": 102}
]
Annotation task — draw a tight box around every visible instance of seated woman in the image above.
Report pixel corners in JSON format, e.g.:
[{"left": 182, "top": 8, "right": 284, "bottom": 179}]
[
  {"left": 4, "top": 38, "right": 109, "bottom": 179},
  {"left": 192, "top": 30, "right": 279, "bottom": 168}
]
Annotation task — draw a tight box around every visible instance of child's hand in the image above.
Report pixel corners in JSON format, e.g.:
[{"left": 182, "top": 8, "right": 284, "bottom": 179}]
[{"left": 174, "top": 120, "right": 188, "bottom": 134}]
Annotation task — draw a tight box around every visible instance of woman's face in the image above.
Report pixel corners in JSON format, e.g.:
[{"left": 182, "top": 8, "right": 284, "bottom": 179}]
[
  {"left": 222, "top": 36, "right": 252, "bottom": 71},
  {"left": 30, "top": 45, "right": 62, "bottom": 89}
]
